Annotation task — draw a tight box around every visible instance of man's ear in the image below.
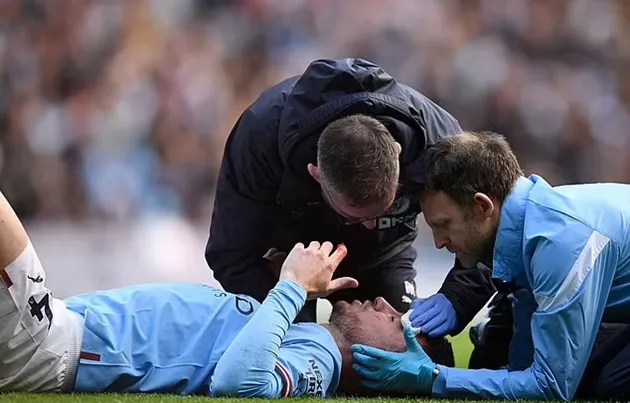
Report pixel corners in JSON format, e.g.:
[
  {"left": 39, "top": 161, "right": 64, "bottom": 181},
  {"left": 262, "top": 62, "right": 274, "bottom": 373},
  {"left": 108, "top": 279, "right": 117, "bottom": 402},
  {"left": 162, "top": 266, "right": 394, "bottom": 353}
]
[
  {"left": 307, "top": 163, "right": 321, "bottom": 184},
  {"left": 473, "top": 193, "right": 494, "bottom": 218},
  {"left": 393, "top": 142, "right": 402, "bottom": 155}
]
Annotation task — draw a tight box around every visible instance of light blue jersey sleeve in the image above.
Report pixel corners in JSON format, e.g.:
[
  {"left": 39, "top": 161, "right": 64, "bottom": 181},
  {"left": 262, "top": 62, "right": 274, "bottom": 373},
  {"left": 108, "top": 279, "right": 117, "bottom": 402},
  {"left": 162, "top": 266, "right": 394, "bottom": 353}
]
[
  {"left": 211, "top": 279, "right": 341, "bottom": 398},
  {"left": 432, "top": 228, "right": 619, "bottom": 401}
]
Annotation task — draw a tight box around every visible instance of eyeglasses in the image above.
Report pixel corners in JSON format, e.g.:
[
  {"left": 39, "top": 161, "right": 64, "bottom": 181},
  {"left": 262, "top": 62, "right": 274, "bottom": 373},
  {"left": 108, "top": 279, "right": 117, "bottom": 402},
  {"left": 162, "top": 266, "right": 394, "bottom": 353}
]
[
  {"left": 321, "top": 187, "right": 381, "bottom": 226},
  {"left": 338, "top": 215, "right": 380, "bottom": 226}
]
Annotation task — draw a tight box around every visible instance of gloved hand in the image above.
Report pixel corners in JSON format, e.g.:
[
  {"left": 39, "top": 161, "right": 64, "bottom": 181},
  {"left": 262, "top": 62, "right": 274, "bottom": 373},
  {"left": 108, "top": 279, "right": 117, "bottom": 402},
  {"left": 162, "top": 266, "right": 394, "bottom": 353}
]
[
  {"left": 409, "top": 293, "right": 458, "bottom": 337},
  {"left": 351, "top": 326, "right": 437, "bottom": 395}
]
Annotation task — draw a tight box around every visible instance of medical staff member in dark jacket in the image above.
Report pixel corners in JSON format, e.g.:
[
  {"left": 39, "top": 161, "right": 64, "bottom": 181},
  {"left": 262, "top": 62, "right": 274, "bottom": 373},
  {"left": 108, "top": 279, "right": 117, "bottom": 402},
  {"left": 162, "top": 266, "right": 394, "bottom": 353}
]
[{"left": 205, "top": 58, "right": 495, "bottom": 334}]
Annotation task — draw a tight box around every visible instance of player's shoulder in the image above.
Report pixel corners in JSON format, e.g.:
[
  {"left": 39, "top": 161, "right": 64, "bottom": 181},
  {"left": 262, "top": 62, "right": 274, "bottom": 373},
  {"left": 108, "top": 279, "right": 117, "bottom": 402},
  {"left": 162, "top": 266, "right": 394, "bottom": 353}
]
[
  {"left": 282, "top": 323, "right": 336, "bottom": 347},
  {"left": 278, "top": 323, "right": 342, "bottom": 398}
]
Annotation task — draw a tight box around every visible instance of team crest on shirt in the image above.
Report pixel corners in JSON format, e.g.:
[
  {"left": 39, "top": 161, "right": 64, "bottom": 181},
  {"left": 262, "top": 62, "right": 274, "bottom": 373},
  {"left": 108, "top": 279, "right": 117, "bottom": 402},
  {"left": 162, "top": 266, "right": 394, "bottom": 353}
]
[
  {"left": 386, "top": 196, "right": 411, "bottom": 215},
  {"left": 377, "top": 196, "right": 418, "bottom": 230}
]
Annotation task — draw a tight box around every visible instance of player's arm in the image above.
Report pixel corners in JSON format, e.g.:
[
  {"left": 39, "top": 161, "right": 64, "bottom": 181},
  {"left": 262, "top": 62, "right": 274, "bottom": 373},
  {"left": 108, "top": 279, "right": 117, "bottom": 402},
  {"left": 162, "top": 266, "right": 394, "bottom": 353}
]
[
  {"left": 206, "top": 109, "right": 283, "bottom": 302},
  {"left": 0, "top": 191, "right": 29, "bottom": 269},
  {"left": 431, "top": 229, "right": 618, "bottom": 401},
  {"left": 211, "top": 242, "right": 350, "bottom": 398},
  {"left": 211, "top": 280, "right": 340, "bottom": 398}
]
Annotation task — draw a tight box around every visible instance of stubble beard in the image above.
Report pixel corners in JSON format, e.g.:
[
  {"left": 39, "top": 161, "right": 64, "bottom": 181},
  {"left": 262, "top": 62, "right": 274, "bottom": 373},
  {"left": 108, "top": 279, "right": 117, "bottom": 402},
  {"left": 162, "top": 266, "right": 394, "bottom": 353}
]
[{"left": 463, "top": 221, "right": 496, "bottom": 267}]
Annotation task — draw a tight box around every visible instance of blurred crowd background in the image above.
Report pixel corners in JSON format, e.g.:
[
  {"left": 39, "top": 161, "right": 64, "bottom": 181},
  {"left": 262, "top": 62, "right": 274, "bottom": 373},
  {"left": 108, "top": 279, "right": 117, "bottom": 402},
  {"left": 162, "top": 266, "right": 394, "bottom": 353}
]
[{"left": 1, "top": 0, "right": 629, "bottom": 297}]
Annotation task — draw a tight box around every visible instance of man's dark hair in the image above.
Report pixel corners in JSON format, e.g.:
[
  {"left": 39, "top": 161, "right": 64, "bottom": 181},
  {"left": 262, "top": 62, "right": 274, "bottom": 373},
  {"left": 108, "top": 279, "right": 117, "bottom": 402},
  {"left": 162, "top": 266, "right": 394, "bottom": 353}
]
[
  {"left": 424, "top": 131, "right": 523, "bottom": 209},
  {"left": 317, "top": 114, "right": 399, "bottom": 207},
  {"left": 421, "top": 336, "right": 455, "bottom": 367}
]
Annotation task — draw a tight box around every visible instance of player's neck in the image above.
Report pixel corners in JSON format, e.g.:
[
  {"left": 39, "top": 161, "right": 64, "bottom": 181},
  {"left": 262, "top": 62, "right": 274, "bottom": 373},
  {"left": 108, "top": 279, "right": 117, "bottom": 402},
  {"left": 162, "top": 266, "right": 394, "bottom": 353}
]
[
  {"left": 321, "top": 323, "right": 350, "bottom": 353},
  {"left": 321, "top": 324, "right": 367, "bottom": 396}
]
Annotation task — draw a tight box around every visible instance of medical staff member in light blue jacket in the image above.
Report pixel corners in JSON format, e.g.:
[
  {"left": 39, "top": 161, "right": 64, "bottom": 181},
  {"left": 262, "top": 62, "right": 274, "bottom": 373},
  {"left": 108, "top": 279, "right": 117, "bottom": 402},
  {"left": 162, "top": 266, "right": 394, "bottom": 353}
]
[{"left": 352, "top": 130, "right": 630, "bottom": 401}]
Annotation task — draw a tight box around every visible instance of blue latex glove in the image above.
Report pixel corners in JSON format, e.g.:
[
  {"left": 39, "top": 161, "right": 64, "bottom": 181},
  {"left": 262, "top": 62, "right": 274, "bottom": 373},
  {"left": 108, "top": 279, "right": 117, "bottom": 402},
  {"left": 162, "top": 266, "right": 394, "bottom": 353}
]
[
  {"left": 410, "top": 293, "right": 458, "bottom": 337},
  {"left": 351, "top": 327, "right": 437, "bottom": 395}
]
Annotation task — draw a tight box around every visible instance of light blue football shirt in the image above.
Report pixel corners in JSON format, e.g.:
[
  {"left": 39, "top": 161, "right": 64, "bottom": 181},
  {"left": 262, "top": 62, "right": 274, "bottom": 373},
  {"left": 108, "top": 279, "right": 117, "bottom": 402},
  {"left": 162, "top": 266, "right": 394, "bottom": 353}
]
[{"left": 65, "top": 281, "right": 341, "bottom": 397}]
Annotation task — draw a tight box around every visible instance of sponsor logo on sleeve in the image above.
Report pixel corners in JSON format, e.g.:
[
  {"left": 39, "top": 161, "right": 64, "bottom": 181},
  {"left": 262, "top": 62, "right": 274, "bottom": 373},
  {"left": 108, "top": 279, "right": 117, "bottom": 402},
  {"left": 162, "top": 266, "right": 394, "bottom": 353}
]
[{"left": 304, "top": 359, "right": 324, "bottom": 397}]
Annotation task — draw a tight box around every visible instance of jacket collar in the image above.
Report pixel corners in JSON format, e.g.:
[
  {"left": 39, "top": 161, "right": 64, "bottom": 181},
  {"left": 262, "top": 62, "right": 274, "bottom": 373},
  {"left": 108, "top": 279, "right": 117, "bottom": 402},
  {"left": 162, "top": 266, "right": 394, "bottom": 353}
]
[{"left": 492, "top": 175, "right": 539, "bottom": 284}]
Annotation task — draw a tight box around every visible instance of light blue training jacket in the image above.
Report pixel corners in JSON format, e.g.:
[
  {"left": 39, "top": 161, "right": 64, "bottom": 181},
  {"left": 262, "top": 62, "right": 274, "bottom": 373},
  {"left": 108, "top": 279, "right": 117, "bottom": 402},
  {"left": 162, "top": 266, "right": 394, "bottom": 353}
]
[{"left": 432, "top": 174, "right": 630, "bottom": 400}]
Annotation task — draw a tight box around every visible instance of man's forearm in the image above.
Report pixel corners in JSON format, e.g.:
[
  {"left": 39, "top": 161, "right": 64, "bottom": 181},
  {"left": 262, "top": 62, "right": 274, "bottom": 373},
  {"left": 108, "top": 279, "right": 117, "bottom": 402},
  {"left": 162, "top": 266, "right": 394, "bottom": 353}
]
[{"left": 432, "top": 365, "right": 552, "bottom": 400}]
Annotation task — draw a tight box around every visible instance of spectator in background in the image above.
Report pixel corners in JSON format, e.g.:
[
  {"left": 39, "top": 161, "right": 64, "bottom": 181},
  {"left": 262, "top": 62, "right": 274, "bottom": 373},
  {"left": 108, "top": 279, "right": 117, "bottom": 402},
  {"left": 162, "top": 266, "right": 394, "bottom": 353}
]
[{"left": 0, "top": 0, "right": 628, "bottom": 223}]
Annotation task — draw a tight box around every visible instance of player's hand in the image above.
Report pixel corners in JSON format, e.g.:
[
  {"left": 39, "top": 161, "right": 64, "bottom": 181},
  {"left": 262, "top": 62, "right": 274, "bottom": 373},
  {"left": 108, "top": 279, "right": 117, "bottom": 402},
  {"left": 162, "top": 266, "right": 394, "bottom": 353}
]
[
  {"left": 263, "top": 248, "right": 287, "bottom": 278},
  {"left": 352, "top": 326, "right": 437, "bottom": 395},
  {"left": 409, "top": 293, "right": 458, "bottom": 337},
  {"left": 279, "top": 241, "right": 358, "bottom": 300}
]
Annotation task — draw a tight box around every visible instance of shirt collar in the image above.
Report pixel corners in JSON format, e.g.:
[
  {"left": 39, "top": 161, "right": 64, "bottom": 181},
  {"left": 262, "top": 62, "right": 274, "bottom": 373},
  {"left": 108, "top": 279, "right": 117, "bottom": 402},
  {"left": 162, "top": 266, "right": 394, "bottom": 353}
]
[{"left": 492, "top": 175, "right": 539, "bottom": 283}]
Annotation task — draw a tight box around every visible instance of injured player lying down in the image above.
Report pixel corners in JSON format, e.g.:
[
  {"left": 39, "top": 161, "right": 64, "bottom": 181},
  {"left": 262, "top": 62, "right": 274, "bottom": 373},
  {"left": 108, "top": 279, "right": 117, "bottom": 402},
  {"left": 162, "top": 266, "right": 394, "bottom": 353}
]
[{"left": 0, "top": 191, "right": 453, "bottom": 398}]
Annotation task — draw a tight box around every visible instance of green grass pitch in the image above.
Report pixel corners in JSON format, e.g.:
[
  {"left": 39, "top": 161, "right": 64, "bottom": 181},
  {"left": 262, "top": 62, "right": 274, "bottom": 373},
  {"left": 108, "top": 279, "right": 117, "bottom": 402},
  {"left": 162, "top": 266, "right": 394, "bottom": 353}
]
[{"left": 0, "top": 396, "right": 486, "bottom": 403}]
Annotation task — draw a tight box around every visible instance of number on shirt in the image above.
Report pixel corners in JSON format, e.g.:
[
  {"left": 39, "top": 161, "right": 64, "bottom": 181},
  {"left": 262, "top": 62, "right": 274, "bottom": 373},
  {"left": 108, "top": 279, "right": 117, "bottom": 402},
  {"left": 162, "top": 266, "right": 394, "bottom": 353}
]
[{"left": 28, "top": 293, "right": 53, "bottom": 329}]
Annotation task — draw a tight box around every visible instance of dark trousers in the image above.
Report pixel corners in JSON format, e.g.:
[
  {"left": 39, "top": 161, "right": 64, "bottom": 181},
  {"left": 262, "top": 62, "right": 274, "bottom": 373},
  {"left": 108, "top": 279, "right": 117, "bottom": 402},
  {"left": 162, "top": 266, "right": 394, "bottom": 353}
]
[
  {"left": 468, "top": 293, "right": 513, "bottom": 369},
  {"left": 578, "top": 323, "right": 630, "bottom": 400}
]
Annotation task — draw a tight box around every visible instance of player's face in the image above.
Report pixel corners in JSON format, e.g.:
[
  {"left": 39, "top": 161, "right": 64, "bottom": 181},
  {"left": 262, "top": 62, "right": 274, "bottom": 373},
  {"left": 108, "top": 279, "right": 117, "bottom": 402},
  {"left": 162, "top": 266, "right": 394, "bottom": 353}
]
[
  {"left": 420, "top": 190, "right": 495, "bottom": 267},
  {"left": 330, "top": 297, "right": 419, "bottom": 353}
]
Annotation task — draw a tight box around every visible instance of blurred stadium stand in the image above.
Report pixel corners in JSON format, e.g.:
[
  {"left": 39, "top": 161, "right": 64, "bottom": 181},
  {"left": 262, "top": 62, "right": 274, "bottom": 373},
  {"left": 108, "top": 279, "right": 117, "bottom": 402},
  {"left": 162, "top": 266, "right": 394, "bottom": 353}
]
[{"left": 0, "top": 0, "right": 629, "bottom": 298}]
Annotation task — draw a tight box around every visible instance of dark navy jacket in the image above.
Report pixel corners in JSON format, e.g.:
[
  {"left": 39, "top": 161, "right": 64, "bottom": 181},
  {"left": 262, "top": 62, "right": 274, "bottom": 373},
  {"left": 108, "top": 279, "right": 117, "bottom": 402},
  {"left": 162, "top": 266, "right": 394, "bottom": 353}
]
[{"left": 206, "top": 58, "right": 494, "bottom": 329}]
